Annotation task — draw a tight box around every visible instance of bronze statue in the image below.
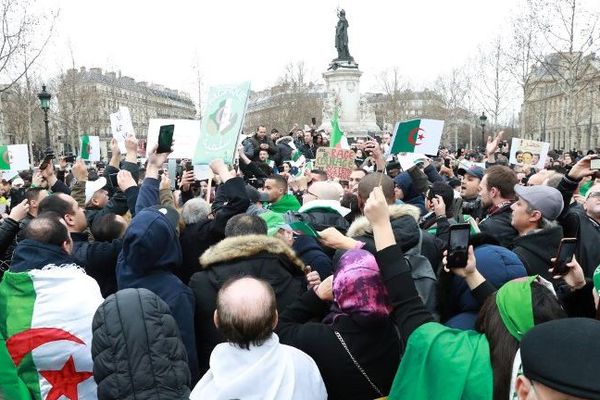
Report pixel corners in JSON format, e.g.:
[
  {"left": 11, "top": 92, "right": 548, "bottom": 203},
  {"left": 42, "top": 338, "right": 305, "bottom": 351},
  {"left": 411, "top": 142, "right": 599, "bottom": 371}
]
[{"left": 335, "top": 9, "right": 352, "bottom": 61}]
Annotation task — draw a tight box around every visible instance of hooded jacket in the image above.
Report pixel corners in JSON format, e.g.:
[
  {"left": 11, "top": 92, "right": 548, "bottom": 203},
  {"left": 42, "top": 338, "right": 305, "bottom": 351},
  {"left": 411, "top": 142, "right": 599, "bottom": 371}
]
[
  {"left": 267, "top": 193, "right": 301, "bottom": 213},
  {"left": 116, "top": 207, "right": 199, "bottom": 382},
  {"left": 511, "top": 222, "right": 563, "bottom": 281},
  {"left": 443, "top": 244, "right": 527, "bottom": 329},
  {"left": 92, "top": 288, "right": 191, "bottom": 400},
  {"left": 189, "top": 234, "right": 307, "bottom": 376},
  {"left": 10, "top": 238, "right": 77, "bottom": 272}
]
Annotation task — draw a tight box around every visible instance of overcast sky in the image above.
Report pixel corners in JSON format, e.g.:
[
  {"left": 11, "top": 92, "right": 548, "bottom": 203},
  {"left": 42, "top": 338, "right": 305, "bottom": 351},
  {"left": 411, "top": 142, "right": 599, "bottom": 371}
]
[{"left": 40, "top": 0, "right": 529, "bottom": 103}]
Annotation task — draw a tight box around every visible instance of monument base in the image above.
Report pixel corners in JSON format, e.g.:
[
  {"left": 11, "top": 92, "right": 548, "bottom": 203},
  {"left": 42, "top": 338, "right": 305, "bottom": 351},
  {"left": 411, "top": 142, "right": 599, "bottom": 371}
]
[{"left": 319, "top": 64, "right": 380, "bottom": 137}]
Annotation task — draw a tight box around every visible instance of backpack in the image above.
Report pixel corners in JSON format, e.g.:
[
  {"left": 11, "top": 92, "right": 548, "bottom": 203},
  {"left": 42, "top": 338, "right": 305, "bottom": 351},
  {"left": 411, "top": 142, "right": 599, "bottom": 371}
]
[{"left": 404, "top": 229, "right": 437, "bottom": 314}]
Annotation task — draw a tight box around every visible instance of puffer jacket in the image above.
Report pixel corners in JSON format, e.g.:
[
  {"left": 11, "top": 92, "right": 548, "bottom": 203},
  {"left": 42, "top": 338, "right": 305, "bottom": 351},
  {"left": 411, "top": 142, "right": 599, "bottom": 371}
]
[
  {"left": 92, "top": 288, "right": 191, "bottom": 400},
  {"left": 189, "top": 234, "right": 307, "bottom": 376}
]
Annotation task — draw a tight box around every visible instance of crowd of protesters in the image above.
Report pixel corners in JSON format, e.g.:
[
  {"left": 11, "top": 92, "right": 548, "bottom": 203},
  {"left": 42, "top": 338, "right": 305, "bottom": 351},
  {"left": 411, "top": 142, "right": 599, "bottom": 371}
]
[{"left": 0, "top": 123, "right": 600, "bottom": 400}]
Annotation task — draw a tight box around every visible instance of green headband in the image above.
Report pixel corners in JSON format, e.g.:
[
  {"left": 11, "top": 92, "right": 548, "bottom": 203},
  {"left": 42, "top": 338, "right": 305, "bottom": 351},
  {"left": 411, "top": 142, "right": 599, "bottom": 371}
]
[
  {"left": 495, "top": 275, "right": 537, "bottom": 341},
  {"left": 580, "top": 180, "right": 594, "bottom": 197},
  {"left": 593, "top": 265, "right": 600, "bottom": 294}
]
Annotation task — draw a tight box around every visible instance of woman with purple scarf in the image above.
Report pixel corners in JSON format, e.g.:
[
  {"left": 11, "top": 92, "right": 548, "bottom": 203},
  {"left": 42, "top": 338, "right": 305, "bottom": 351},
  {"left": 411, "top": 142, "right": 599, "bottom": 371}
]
[{"left": 276, "top": 239, "right": 399, "bottom": 400}]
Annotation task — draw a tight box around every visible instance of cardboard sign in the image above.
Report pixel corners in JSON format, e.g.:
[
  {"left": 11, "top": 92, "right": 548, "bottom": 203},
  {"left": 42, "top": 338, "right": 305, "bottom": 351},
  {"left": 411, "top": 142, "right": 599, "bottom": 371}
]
[
  {"left": 314, "top": 147, "right": 355, "bottom": 180},
  {"left": 193, "top": 81, "right": 251, "bottom": 165},
  {"left": 146, "top": 119, "right": 202, "bottom": 159},
  {"left": 509, "top": 138, "right": 550, "bottom": 169},
  {"left": 110, "top": 106, "right": 135, "bottom": 154}
]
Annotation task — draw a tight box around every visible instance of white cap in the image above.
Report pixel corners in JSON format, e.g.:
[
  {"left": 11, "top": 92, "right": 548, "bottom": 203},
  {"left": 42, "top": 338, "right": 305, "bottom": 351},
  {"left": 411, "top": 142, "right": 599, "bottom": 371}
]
[{"left": 85, "top": 177, "right": 107, "bottom": 205}]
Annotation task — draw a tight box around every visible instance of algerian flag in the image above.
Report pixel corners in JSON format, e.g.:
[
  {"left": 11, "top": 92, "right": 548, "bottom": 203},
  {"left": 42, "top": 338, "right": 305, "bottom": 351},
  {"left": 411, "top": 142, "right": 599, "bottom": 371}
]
[
  {"left": 0, "top": 144, "right": 30, "bottom": 171},
  {"left": 329, "top": 108, "right": 349, "bottom": 149},
  {"left": 0, "top": 266, "right": 103, "bottom": 400},
  {"left": 80, "top": 135, "right": 100, "bottom": 161},
  {"left": 388, "top": 119, "right": 445, "bottom": 156}
]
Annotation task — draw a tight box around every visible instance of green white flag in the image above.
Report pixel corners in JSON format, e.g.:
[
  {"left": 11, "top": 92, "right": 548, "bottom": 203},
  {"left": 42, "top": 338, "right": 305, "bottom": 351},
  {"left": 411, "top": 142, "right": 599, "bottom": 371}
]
[
  {"left": 0, "top": 144, "right": 30, "bottom": 171},
  {"left": 389, "top": 119, "right": 445, "bottom": 155},
  {"left": 0, "top": 267, "right": 103, "bottom": 400},
  {"left": 80, "top": 135, "right": 100, "bottom": 161},
  {"left": 193, "top": 81, "right": 251, "bottom": 165},
  {"left": 329, "top": 108, "right": 348, "bottom": 149}
]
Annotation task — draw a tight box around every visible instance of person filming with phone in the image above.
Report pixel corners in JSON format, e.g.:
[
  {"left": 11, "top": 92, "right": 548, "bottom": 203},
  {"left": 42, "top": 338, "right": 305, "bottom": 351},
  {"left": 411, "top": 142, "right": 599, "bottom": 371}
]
[
  {"left": 555, "top": 155, "right": 600, "bottom": 277},
  {"left": 509, "top": 185, "right": 564, "bottom": 281}
]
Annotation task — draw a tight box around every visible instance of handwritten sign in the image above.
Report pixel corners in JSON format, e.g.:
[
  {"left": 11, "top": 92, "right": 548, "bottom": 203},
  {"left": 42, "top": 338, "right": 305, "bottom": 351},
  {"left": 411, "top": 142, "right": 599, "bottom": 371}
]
[
  {"left": 110, "top": 106, "right": 135, "bottom": 154},
  {"left": 314, "top": 147, "right": 355, "bottom": 180}
]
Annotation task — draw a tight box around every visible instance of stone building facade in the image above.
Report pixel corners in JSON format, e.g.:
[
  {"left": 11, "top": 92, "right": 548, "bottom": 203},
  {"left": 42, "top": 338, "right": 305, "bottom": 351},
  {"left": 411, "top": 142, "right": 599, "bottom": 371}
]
[{"left": 520, "top": 53, "right": 600, "bottom": 151}]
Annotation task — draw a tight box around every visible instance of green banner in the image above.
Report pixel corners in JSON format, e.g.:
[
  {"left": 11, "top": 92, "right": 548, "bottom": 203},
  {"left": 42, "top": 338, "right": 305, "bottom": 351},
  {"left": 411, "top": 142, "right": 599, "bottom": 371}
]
[{"left": 193, "top": 81, "right": 251, "bottom": 165}]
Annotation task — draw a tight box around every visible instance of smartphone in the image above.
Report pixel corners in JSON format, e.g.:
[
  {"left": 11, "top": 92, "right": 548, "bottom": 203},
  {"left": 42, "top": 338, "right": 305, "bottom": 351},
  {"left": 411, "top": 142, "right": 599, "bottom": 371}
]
[
  {"left": 311, "top": 117, "right": 317, "bottom": 126},
  {"left": 39, "top": 154, "right": 54, "bottom": 170},
  {"left": 591, "top": 158, "right": 600, "bottom": 170},
  {"left": 419, "top": 212, "right": 437, "bottom": 230},
  {"left": 444, "top": 159, "right": 451, "bottom": 168},
  {"left": 157, "top": 124, "right": 175, "bottom": 154},
  {"left": 184, "top": 160, "right": 193, "bottom": 172},
  {"left": 65, "top": 154, "right": 75, "bottom": 163},
  {"left": 447, "top": 223, "right": 470, "bottom": 268},
  {"left": 108, "top": 172, "right": 118, "bottom": 188},
  {"left": 552, "top": 238, "right": 577, "bottom": 275}
]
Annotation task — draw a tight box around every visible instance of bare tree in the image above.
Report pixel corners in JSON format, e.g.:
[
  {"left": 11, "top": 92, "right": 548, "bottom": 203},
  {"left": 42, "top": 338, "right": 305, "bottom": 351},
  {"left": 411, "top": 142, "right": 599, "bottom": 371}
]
[
  {"left": 527, "top": 0, "right": 600, "bottom": 149},
  {"left": 374, "top": 67, "right": 413, "bottom": 126},
  {"left": 0, "top": 0, "right": 57, "bottom": 94},
  {"left": 474, "top": 37, "right": 515, "bottom": 128}
]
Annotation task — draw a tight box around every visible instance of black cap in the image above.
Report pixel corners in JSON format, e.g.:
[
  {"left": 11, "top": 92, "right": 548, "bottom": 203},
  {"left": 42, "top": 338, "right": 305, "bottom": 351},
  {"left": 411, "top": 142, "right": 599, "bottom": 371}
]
[{"left": 521, "top": 318, "right": 600, "bottom": 399}]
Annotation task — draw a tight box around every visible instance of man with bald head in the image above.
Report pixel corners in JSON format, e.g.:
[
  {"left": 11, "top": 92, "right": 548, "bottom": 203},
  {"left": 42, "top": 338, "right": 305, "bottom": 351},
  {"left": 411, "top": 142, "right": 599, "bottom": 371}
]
[
  {"left": 295, "top": 180, "right": 350, "bottom": 234},
  {"left": 190, "top": 276, "right": 327, "bottom": 400}
]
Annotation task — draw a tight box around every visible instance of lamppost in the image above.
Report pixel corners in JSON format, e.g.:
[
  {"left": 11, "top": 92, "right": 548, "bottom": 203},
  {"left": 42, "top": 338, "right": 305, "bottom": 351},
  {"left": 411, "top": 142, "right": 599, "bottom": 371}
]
[
  {"left": 479, "top": 112, "right": 487, "bottom": 146},
  {"left": 37, "top": 85, "right": 53, "bottom": 159}
]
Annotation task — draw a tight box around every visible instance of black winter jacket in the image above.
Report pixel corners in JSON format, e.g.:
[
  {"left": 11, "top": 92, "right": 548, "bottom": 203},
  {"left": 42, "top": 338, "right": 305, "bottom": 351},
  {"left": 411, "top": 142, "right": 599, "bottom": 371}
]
[
  {"left": 479, "top": 203, "right": 518, "bottom": 247},
  {"left": 92, "top": 288, "right": 191, "bottom": 400},
  {"left": 511, "top": 223, "right": 563, "bottom": 281},
  {"left": 0, "top": 217, "right": 21, "bottom": 275},
  {"left": 557, "top": 175, "right": 600, "bottom": 277},
  {"left": 179, "top": 177, "right": 250, "bottom": 284},
  {"left": 71, "top": 232, "right": 122, "bottom": 298},
  {"left": 189, "top": 234, "right": 307, "bottom": 376}
]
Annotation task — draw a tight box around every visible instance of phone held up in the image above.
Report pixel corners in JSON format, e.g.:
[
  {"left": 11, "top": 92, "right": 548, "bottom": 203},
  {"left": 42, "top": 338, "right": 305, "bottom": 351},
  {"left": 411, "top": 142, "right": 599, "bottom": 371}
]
[
  {"left": 590, "top": 158, "right": 600, "bottom": 170},
  {"left": 447, "top": 223, "right": 470, "bottom": 269},
  {"left": 157, "top": 124, "right": 175, "bottom": 154},
  {"left": 39, "top": 154, "right": 54, "bottom": 170},
  {"left": 552, "top": 238, "right": 577, "bottom": 275}
]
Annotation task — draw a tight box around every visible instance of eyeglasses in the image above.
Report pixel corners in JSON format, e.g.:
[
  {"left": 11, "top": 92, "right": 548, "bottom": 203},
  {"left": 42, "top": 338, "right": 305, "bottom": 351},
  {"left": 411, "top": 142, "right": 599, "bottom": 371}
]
[{"left": 587, "top": 191, "right": 600, "bottom": 199}]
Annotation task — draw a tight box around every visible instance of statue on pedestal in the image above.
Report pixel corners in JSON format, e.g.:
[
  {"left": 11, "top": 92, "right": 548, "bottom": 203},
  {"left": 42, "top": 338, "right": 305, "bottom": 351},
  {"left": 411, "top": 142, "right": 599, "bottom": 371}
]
[{"left": 335, "top": 9, "right": 352, "bottom": 61}]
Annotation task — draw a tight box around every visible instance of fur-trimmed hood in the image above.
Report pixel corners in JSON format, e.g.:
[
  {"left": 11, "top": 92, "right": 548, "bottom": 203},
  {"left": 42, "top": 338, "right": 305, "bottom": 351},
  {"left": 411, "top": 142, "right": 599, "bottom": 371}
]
[
  {"left": 200, "top": 234, "right": 305, "bottom": 272},
  {"left": 347, "top": 204, "right": 420, "bottom": 238}
]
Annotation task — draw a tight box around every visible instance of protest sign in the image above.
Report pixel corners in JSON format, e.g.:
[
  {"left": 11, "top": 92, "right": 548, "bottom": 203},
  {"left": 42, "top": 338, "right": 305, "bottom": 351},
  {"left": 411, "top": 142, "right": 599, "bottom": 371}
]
[
  {"left": 193, "top": 81, "right": 251, "bottom": 165},
  {"left": 80, "top": 135, "right": 101, "bottom": 161},
  {"left": 397, "top": 153, "right": 427, "bottom": 171},
  {"left": 388, "top": 119, "right": 444, "bottom": 156},
  {"left": 0, "top": 144, "right": 29, "bottom": 171},
  {"left": 314, "top": 147, "right": 355, "bottom": 180},
  {"left": 509, "top": 138, "right": 550, "bottom": 169},
  {"left": 146, "top": 119, "right": 202, "bottom": 159},
  {"left": 110, "top": 106, "right": 135, "bottom": 154}
]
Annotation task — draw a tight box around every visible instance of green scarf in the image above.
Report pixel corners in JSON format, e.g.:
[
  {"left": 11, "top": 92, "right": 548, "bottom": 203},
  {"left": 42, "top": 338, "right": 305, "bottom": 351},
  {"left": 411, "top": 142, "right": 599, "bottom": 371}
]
[
  {"left": 495, "top": 275, "right": 536, "bottom": 341},
  {"left": 593, "top": 265, "right": 600, "bottom": 294},
  {"left": 388, "top": 322, "right": 492, "bottom": 400},
  {"left": 267, "top": 193, "right": 301, "bottom": 213}
]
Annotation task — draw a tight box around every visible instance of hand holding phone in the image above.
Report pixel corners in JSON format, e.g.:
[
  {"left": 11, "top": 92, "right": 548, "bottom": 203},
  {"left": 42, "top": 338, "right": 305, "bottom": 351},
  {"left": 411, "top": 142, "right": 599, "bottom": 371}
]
[
  {"left": 551, "top": 238, "right": 577, "bottom": 275},
  {"left": 447, "top": 223, "right": 470, "bottom": 268},
  {"left": 157, "top": 125, "right": 175, "bottom": 154},
  {"left": 590, "top": 158, "right": 600, "bottom": 170}
]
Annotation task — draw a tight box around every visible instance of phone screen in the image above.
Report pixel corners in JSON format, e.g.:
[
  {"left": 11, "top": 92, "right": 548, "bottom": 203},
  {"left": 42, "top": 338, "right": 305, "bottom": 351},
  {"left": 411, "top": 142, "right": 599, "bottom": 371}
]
[
  {"left": 448, "top": 224, "right": 470, "bottom": 268},
  {"left": 108, "top": 173, "right": 118, "bottom": 188},
  {"left": 553, "top": 238, "right": 577, "bottom": 274},
  {"left": 590, "top": 158, "right": 600, "bottom": 170},
  {"left": 157, "top": 125, "right": 175, "bottom": 154}
]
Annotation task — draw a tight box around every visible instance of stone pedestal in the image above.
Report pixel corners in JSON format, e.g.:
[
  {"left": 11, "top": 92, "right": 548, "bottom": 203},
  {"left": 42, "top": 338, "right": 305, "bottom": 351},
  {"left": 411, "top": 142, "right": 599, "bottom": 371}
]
[{"left": 319, "top": 62, "right": 380, "bottom": 137}]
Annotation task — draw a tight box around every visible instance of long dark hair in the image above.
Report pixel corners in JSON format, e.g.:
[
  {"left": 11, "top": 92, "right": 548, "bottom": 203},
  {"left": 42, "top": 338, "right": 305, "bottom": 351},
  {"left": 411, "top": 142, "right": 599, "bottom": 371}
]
[{"left": 475, "top": 282, "right": 566, "bottom": 400}]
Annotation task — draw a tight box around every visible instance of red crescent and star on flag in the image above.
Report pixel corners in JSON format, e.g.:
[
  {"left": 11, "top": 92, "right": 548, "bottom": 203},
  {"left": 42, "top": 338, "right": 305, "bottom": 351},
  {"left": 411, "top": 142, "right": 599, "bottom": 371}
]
[
  {"left": 407, "top": 127, "right": 426, "bottom": 146},
  {"left": 6, "top": 327, "right": 93, "bottom": 400}
]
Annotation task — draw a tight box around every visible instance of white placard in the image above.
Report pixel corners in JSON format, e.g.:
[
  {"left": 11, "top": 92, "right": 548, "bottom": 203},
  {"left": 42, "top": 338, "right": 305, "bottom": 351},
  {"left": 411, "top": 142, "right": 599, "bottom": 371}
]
[
  {"left": 146, "top": 119, "right": 202, "bottom": 159},
  {"left": 397, "top": 153, "right": 427, "bottom": 171},
  {"left": 508, "top": 138, "right": 550, "bottom": 169},
  {"left": 110, "top": 106, "right": 135, "bottom": 154}
]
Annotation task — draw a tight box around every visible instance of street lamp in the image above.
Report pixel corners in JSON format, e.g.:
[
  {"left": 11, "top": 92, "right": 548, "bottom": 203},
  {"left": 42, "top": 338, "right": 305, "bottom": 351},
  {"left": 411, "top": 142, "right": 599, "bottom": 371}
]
[
  {"left": 37, "top": 85, "right": 53, "bottom": 159},
  {"left": 479, "top": 112, "right": 487, "bottom": 146}
]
